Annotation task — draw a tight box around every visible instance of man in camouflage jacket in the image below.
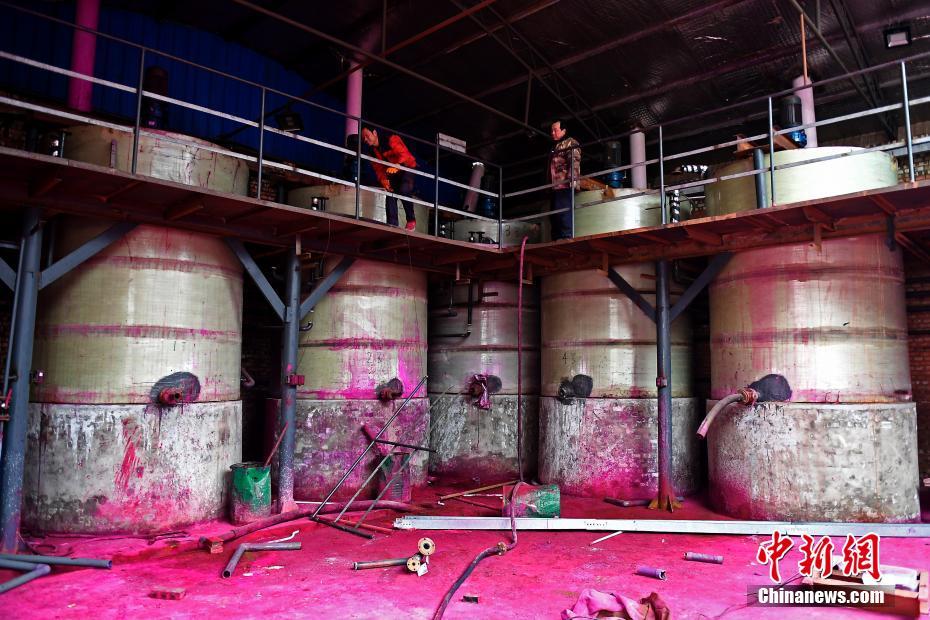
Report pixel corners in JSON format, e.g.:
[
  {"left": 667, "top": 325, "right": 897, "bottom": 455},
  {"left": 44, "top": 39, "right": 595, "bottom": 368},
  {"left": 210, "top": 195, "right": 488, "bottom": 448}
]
[{"left": 548, "top": 119, "right": 581, "bottom": 240}]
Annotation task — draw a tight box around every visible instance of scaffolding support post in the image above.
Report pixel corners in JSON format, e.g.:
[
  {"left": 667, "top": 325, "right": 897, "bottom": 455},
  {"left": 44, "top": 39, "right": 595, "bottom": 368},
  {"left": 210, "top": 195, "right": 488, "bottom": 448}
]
[{"left": 0, "top": 208, "right": 43, "bottom": 551}]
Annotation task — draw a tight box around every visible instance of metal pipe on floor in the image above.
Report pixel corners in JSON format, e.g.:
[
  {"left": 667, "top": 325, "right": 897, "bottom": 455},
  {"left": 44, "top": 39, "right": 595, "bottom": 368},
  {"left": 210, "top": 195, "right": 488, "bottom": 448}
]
[
  {"left": 0, "top": 560, "right": 50, "bottom": 594},
  {"left": 0, "top": 553, "right": 111, "bottom": 569},
  {"left": 222, "top": 542, "right": 301, "bottom": 578}
]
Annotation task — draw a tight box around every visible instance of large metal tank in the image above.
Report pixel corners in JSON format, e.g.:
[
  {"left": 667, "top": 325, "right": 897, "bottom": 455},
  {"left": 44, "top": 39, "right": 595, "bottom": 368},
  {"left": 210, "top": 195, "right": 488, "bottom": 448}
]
[
  {"left": 539, "top": 188, "right": 702, "bottom": 498},
  {"left": 24, "top": 127, "right": 246, "bottom": 533},
  {"left": 705, "top": 147, "right": 919, "bottom": 521},
  {"left": 289, "top": 185, "right": 429, "bottom": 232},
  {"left": 427, "top": 280, "right": 539, "bottom": 482},
  {"left": 284, "top": 254, "right": 429, "bottom": 501}
]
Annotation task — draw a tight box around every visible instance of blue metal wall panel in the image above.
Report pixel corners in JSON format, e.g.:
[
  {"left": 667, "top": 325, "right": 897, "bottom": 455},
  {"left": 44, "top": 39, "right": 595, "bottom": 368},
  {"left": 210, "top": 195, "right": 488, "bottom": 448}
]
[{"left": 0, "top": 4, "right": 344, "bottom": 172}]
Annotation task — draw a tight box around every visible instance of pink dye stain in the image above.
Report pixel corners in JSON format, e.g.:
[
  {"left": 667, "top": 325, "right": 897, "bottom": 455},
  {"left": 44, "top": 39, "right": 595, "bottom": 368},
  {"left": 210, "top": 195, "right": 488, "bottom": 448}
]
[
  {"left": 115, "top": 422, "right": 141, "bottom": 492},
  {"left": 3, "top": 487, "right": 927, "bottom": 620}
]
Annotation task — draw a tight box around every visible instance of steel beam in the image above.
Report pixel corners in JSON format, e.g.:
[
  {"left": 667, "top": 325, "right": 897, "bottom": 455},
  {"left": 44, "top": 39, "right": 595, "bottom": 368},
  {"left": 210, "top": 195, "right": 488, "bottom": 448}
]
[
  {"left": 278, "top": 244, "right": 300, "bottom": 513},
  {"left": 226, "top": 239, "right": 285, "bottom": 321},
  {"left": 606, "top": 267, "right": 655, "bottom": 323},
  {"left": 39, "top": 222, "right": 136, "bottom": 290},
  {"left": 0, "top": 258, "right": 14, "bottom": 291},
  {"left": 393, "top": 516, "right": 930, "bottom": 537},
  {"left": 231, "top": 0, "right": 548, "bottom": 139},
  {"left": 298, "top": 256, "right": 355, "bottom": 320},
  {"left": 0, "top": 208, "right": 43, "bottom": 552},
  {"left": 447, "top": 0, "right": 609, "bottom": 140},
  {"left": 669, "top": 253, "right": 732, "bottom": 323}
]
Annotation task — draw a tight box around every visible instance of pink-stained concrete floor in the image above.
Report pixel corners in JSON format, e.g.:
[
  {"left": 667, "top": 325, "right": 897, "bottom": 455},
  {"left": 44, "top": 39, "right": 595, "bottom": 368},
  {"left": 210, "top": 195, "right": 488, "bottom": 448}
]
[{"left": 2, "top": 487, "right": 928, "bottom": 619}]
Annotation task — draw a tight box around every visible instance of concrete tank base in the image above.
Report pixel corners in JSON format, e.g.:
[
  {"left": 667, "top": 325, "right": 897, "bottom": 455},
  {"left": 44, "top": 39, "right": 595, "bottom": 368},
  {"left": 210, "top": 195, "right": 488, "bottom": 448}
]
[
  {"left": 538, "top": 397, "right": 702, "bottom": 498},
  {"left": 428, "top": 395, "right": 538, "bottom": 483},
  {"left": 707, "top": 401, "right": 920, "bottom": 522},
  {"left": 24, "top": 401, "right": 242, "bottom": 534},
  {"left": 289, "top": 398, "right": 430, "bottom": 501}
]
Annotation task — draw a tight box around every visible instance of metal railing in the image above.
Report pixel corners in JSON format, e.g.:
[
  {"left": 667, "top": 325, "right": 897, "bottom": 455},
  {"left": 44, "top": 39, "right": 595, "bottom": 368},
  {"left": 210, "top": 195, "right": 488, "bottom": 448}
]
[
  {"left": 1, "top": 2, "right": 930, "bottom": 244},
  {"left": 0, "top": 2, "right": 508, "bottom": 247},
  {"left": 503, "top": 49, "right": 930, "bottom": 228}
]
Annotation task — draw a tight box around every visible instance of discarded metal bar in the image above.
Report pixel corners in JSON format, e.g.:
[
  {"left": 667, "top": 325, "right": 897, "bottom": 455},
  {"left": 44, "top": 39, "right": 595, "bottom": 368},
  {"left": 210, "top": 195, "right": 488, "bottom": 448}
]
[
  {"left": 0, "top": 553, "right": 111, "bottom": 569},
  {"left": 348, "top": 386, "right": 458, "bottom": 530},
  {"left": 0, "top": 560, "right": 50, "bottom": 593},
  {"left": 605, "top": 497, "right": 682, "bottom": 508},
  {"left": 314, "top": 515, "right": 390, "bottom": 535},
  {"left": 590, "top": 530, "right": 623, "bottom": 545},
  {"left": 373, "top": 438, "right": 436, "bottom": 453},
  {"left": 353, "top": 557, "right": 409, "bottom": 570},
  {"left": 312, "top": 375, "right": 428, "bottom": 520},
  {"left": 438, "top": 480, "right": 519, "bottom": 501},
  {"left": 683, "top": 552, "right": 724, "bottom": 564},
  {"left": 308, "top": 516, "right": 373, "bottom": 540},
  {"left": 222, "top": 542, "right": 301, "bottom": 578},
  {"left": 636, "top": 565, "right": 667, "bottom": 580},
  {"left": 393, "top": 516, "right": 930, "bottom": 538}
]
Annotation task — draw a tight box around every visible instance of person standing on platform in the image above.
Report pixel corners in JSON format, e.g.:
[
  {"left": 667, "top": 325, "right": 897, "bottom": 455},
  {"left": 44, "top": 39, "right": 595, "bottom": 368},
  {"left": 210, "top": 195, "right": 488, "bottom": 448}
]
[
  {"left": 547, "top": 119, "right": 581, "bottom": 240},
  {"left": 361, "top": 127, "right": 418, "bottom": 230}
]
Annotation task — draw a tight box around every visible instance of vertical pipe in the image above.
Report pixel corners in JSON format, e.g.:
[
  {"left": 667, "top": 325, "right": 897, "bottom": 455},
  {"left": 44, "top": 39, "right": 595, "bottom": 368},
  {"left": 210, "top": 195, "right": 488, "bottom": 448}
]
[
  {"left": 630, "top": 130, "right": 647, "bottom": 190},
  {"left": 463, "top": 162, "right": 485, "bottom": 212},
  {"left": 752, "top": 148, "right": 767, "bottom": 209},
  {"left": 355, "top": 130, "right": 362, "bottom": 219},
  {"left": 0, "top": 208, "right": 43, "bottom": 552},
  {"left": 498, "top": 166, "right": 504, "bottom": 250},
  {"left": 257, "top": 88, "right": 266, "bottom": 198},
  {"left": 67, "top": 0, "right": 100, "bottom": 112},
  {"left": 434, "top": 140, "right": 440, "bottom": 236},
  {"left": 131, "top": 49, "right": 145, "bottom": 175},
  {"left": 569, "top": 145, "right": 575, "bottom": 239},
  {"left": 655, "top": 259, "right": 674, "bottom": 507},
  {"left": 278, "top": 243, "right": 300, "bottom": 513},
  {"left": 654, "top": 125, "right": 675, "bottom": 509},
  {"left": 792, "top": 75, "right": 818, "bottom": 147},
  {"left": 345, "top": 62, "right": 363, "bottom": 138},
  {"left": 767, "top": 97, "right": 776, "bottom": 205},
  {"left": 901, "top": 62, "right": 915, "bottom": 183}
]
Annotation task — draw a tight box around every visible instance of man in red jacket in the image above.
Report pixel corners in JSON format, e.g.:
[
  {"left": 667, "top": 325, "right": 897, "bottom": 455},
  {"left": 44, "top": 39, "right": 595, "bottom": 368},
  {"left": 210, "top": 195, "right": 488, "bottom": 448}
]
[{"left": 361, "top": 127, "right": 417, "bottom": 230}]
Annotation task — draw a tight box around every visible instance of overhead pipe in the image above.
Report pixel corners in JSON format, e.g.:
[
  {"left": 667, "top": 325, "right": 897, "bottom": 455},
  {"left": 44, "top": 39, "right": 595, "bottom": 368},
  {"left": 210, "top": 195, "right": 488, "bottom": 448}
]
[
  {"left": 67, "top": 0, "right": 101, "bottom": 112},
  {"left": 792, "top": 75, "right": 818, "bottom": 147},
  {"left": 345, "top": 25, "right": 380, "bottom": 139},
  {"left": 463, "top": 162, "right": 486, "bottom": 212}
]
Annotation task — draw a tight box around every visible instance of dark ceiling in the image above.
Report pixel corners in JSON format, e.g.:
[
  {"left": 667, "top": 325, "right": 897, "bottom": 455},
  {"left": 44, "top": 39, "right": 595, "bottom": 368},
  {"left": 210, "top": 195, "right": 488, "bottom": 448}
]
[{"left": 62, "top": 0, "right": 930, "bottom": 178}]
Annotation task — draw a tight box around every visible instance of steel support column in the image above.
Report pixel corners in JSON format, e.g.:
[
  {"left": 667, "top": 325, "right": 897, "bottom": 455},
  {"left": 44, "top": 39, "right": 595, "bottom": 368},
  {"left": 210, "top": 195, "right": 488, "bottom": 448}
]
[
  {"left": 651, "top": 258, "right": 678, "bottom": 511},
  {"left": 278, "top": 243, "right": 300, "bottom": 513},
  {"left": 0, "top": 208, "right": 43, "bottom": 552}
]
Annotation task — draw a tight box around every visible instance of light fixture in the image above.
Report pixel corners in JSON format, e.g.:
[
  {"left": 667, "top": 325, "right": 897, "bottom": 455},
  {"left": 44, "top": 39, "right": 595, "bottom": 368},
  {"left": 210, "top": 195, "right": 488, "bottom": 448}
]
[
  {"left": 884, "top": 26, "right": 912, "bottom": 49},
  {"left": 275, "top": 111, "right": 304, "bottom": 133}
]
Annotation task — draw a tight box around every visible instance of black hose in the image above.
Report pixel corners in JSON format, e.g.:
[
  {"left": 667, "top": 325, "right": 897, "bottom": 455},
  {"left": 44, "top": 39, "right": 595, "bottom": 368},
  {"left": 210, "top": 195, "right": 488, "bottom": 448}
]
[{"left": 432, "top": 482, "right": 523, "bottom": 619}]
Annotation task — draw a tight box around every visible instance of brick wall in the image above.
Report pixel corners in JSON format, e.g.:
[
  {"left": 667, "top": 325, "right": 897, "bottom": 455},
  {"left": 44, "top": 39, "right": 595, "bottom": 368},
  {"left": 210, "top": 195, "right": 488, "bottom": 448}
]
[{"left": 905, "top": 257, "right": 930, "bottom": 481}]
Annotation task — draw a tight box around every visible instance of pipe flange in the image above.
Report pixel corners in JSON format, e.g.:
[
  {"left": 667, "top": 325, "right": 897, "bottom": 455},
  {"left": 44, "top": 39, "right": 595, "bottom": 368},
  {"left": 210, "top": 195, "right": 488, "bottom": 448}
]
[{"left": 418, "top": 537, "right": 435, "bottom": 556}]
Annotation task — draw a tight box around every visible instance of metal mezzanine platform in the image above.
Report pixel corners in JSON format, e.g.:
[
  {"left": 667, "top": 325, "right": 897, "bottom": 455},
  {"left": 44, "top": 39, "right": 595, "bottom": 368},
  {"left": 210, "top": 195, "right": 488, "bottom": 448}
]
[{"left": 3, "top": 145, "right": 930, "bottom": 279}]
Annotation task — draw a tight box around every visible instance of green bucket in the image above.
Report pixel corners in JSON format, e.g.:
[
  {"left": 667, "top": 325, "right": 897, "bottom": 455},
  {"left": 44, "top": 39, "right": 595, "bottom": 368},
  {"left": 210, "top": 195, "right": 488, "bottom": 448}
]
[{"left": 229, "top": 461, "right": 271, "bottom": 524}]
